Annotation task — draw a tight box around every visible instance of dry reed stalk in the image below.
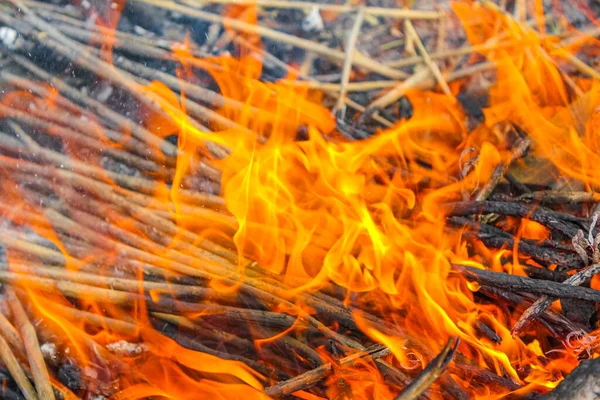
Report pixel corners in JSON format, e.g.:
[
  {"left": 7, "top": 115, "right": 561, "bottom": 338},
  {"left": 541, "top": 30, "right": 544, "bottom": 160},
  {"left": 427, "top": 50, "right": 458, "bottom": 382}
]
[
  {"left": 47, "top": 301, "right": 284, "bottom": 380},
  {"left": 283, "top": 80, "right": 397, "bottom": 92},
  {"left": 182, "top": 0, "right": 442, "bottom": 19},
  {"left": 5, "top": 262, "right": 237, "bottom": 302},
  {"left": 0, "top": 333, "right": 38, "bottom": 400},
  {"left": 0, "top": 82, "right": 160, "bottom": 163},
  {"left": 4, "top": 287, "right": 55, "bottom": 400},
  {"left": 366, "top": 61, "right": 496, "bottom": 111},
  {"left": 5, "top": 125, "right": 220, "bottom": 204},
  {"left": 0, "top": 214, "right": 426, "bottom": 392},
  {"left": 129, "top": 0, "right": 408, "bottom": 80},
  {"left": 3, "top": 272, "right": 145, "bottom": 305},
  {"left": 0, "top": 198, "right": 403, "bottom": 364},
  {"left": 55, "top": 24, "right": 174, "bottom": 59},
  {"left": 0, "top": 232, "right": 74, "bottom": 267},
  {"left": 481, "top": 0, "right": 600, "bottom": 80},
  {"left": 436, "top": 11, "right": 447, "bottom": 51},
  {"left": 0, "top": 73, "right": 97, "bottom": 121},
  {"left": 19, "top": 0, "right": 82, "bottom": 17},
  {"left": 404, "top": 20, "right": 451, "bottom": 97},
  {"left": 0, "top": 144, "right": 225, "bottom": 211},
  {"left": 0, "top": 312, "right": 26, "bottom": 358},
  {"left": 9, "top": 55, "right": 179, "bottom": 159},
  {"left": 0, "top": 104, "right": 160, "bottom": 173},
  {"left": 0, "top": 228, "right": 180, "bottom": 283},
  {"left": 0, "top": 6, "right": 227, "bottom": 158},
  {"left": 366, "top": 67, "right": 431, "bottom": 110},
  {"left": 100, "top": 47, "right": 296, "bottom": 136},
  {"left": 333, "top": 6, "right": 365, "bottom": 115},
  {"left": 0, "top": 152, "right": 403, "bottom": 348}
]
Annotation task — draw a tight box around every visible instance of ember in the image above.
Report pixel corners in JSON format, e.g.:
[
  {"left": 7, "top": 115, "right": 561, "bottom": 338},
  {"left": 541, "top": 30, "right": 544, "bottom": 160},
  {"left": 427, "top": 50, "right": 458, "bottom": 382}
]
[{"left": 0, "top": 0, "right": 598, "bottom": 399}]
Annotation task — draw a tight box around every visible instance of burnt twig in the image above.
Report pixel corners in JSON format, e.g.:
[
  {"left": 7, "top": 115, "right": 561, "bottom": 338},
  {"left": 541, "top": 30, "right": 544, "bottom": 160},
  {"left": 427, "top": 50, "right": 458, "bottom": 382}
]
[
  {"left": 445, "top": 201, "right": 585, "bottom": 237},
  {"left": 512, "top": 262, "right": 600, "bottom": 335},
  {"left": 457, "top": 265, "right": 600, "bottom": 302},
  {"left": 475, "top": 138, "right": 531, "bottom": 201},
  {"left": 449, "top": 217, "right": 583, "bottom": 269},
  {"left": 264, "top": 344, "right": 390, "bottom": 397}
]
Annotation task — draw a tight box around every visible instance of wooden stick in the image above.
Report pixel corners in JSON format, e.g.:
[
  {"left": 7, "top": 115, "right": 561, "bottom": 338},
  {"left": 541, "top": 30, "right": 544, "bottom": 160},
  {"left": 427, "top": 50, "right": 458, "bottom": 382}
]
[
  {"left": 450, "top": 217, "right": 583, "bottom": 269},
  {"left": 4, "top": 287, "right": 55, "bottom": 400}
]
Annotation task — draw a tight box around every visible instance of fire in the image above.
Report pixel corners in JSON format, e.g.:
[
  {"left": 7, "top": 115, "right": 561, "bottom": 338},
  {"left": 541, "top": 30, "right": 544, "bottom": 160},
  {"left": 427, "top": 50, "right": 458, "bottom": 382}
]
[{"left": 0, "top": 0, "right": 599, "bottom": 399}]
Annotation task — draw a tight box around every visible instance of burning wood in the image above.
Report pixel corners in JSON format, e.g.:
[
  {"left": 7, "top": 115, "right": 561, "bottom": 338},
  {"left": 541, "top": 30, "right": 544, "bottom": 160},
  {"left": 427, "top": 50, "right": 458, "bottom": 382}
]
[{"left": 0, "top": 0, "right": 598, "bottom": 399}]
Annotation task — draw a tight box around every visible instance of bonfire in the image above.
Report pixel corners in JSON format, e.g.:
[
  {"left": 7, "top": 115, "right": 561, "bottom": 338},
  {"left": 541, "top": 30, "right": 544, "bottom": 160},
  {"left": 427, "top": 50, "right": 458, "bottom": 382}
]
[{"left": 0, "top": 0, "right": 597, "bottom": 399}]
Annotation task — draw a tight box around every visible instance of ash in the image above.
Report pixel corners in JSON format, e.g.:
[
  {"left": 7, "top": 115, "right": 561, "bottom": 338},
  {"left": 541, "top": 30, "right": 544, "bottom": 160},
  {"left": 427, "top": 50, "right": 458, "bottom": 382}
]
[{"left": 106, "top": 340, "right": 149, "bottom": 357}]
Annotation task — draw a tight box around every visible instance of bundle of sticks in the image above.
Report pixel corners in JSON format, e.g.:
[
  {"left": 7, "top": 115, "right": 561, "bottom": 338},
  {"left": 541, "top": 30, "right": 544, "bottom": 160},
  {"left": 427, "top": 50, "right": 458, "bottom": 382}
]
[{"left": 0, "top": 0, "right": 598, "bottom": 399}]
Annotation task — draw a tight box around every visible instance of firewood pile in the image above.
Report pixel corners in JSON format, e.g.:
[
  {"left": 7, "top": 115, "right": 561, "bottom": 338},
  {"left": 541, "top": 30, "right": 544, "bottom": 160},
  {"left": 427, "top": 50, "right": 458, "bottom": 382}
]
[{"left": 0, "top": 0, "right": 598, "bottom": 399}]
